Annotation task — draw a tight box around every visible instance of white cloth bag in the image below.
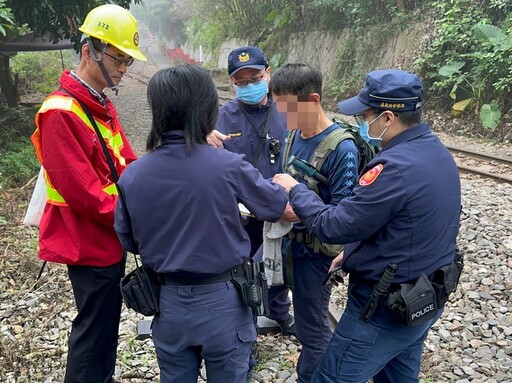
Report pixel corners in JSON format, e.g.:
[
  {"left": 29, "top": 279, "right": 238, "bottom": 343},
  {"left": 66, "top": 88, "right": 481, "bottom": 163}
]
[{"left": 23, "top": 166, "right": 47, "bottom": 226}]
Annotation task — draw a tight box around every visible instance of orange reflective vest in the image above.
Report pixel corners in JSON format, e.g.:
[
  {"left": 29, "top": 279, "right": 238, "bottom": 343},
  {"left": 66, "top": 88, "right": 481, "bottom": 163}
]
[
  {"left": 33, "top": 95, "right": 124, "bottom": 206},
  {"left": 31, "top": 70, "right": 137, "bottom": 267}
]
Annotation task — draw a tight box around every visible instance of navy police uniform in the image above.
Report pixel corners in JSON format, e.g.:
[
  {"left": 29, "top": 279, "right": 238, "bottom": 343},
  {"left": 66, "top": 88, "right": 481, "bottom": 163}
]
[
  {"left": 218, "top": 98, "right": 286, "bottom": 180},
  {"left": 217, "top": 97, "right": 293, "bottom": 331},
  {"left": 217, "top": 97, "right": 287, "bottom": 258},
  {"left": 115, "top": 130, "right": 288, "bottom": 383},
  {"left": 284, "top": 70, "right": 461, "bottom": 382}
]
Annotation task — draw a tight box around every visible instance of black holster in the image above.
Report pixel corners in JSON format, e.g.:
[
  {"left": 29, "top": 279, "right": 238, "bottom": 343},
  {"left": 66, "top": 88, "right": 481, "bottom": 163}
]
[
  {"left": 431, "top": 247, "right": 464, "bottom": 307},
  {"left": 387, "top": 274, "right": 438, "bottom": 326},
  {"left": 231, "top": 259, "right": 269, "bottom": 316},
  {"left": 387, "top": 249, "right": 464, "bottom": 326},
  {"left": 120, "top": 264, "right": 160, "bottom": 316}
]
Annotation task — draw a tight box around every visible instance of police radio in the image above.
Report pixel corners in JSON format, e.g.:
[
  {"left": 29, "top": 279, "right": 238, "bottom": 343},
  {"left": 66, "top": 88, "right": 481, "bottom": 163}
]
[{"left": 269, "top": 138, "right": 281, "bottom": 164}]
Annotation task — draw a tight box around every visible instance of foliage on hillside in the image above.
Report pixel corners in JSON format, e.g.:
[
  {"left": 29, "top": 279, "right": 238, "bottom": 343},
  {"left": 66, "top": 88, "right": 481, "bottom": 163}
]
[
  {"left": 0, "top": 106, "right": 39, "bottom": 190},
  {"left": 145, "top": 0, "right": 511, "bottom": 133},
  {"left": 0, "top": 0, "right": 13, "bottom": 37},
  {"left": 414, "top": 0, "right": 512, "bottom": 130},
  {"left": 11, "top": 51, "right": 74, "bottom": 96}
]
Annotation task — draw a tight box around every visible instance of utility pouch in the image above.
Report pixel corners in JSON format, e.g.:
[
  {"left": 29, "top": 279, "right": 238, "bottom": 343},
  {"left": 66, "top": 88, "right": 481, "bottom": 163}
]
[
  {"left": 429, "top": 262, "right": 459, "bottom": 307},
  {"left": 120, "top": 263, "right": 160, "bottom": 316},
  {"left": 317, "top": 242, "right": 344, "bottom": 258},
  {"left": 429, "top": 248, "right": 464, "bottom": 307},
  {"left": 232, "top": 260, "right": 270, "bottom": 316},
  {"left": 387, "top": 274, "right": 438, "bottom": 326}
]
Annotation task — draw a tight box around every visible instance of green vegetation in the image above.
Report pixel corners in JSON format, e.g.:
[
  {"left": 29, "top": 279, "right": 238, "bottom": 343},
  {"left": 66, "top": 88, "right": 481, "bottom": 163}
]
[
  {"left": 168, "top": 0, "right": 511, "bottom": 133},
  {"left": 0, "top": 50, "right": 74, "bottom": 190},
  {"left": 0, "top": 106, "right": 39, "bottom": 189},
  {"left": 181, "top": 1, "right": 421, "bottom": 89},
  {"left": 11, "top": 50, "right": 74, "bottom": 95},
  {"left": 415, "top": 0, "right": 512, "bottom": 130},
  {"left": 0, "top": 0, "right": 13, "bottom": 37}
]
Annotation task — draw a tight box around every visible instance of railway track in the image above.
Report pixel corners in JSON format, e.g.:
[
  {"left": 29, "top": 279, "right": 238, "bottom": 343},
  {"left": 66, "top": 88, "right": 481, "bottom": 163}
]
[
  {"left": 125, "top": 70, "right": 233, "bottom": 105},
  {"left": 446, "top": 145, "right": 512, "bottom": 183},
  {"left": 124, "top": 70, "right": 152, "bottom": 85}
]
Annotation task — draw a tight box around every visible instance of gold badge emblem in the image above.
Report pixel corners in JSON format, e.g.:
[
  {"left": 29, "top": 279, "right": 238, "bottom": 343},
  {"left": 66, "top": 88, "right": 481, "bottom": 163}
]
[
  {"left": 133, "top": 32, "right": 139, "bottom": 47},
  {"left": 238, "top": 52, "right": 250, "bottom": 62}
]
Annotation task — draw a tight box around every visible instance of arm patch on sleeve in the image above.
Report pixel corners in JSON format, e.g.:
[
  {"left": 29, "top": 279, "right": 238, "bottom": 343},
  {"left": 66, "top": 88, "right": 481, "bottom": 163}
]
[{"left": 359, "top": 164, "right": 383, "bottom": 186}]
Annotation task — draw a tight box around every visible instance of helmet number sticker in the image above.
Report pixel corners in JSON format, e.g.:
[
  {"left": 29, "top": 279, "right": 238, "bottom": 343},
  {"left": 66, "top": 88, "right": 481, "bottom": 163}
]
[{"left": 97, "top": 22, "right": 110, "bottom": 30}]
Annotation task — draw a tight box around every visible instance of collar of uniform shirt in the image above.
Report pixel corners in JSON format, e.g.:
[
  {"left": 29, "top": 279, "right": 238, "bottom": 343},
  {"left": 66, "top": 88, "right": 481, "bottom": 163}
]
[{"left": 70, "top": 70, "right": 107, "bottom": 105}]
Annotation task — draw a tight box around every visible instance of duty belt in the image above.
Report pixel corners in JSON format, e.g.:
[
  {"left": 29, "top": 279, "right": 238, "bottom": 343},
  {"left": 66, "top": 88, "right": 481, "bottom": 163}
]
[{"left": 158, "top": 264, "right": 244, "bottom": 285}]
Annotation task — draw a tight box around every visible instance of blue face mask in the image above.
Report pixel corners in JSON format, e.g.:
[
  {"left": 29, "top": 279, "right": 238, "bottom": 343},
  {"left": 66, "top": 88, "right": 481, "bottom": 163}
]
[
  {"left": 235, "top": 79, "right": 268, "bottom": 105},
  {"left": 357, "top": 112, "right": 387, "bottom": 147}
]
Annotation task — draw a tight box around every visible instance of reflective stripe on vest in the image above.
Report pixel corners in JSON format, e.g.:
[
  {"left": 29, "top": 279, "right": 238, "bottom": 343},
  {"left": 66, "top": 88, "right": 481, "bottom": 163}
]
[
  {"left": 37, "top": 95, "right": 126, "bottom": 167},
  {"left": 42, "top": 166, "right": 118, "bottom": 207},
  {"left": 34, "top": 95, "right": 123, "bottom": 206}
]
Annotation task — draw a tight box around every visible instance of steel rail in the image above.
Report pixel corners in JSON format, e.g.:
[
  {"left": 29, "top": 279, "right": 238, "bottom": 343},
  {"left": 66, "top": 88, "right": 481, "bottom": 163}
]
[
  {"left": 446, "top": 145, "right": 512, "bottom": 184},
  {"left": 446, "top": 145, "right": 512, "bottom": 167}
]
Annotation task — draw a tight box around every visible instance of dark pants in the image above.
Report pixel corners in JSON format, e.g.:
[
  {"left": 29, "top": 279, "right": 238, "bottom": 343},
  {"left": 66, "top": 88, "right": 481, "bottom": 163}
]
[
  {"left": 152, "top": 281, "right": 255, "bottom": 383},
  {"left": 244, "top": 217, "right": 291, "bottom": 322},
  {"left": 311, "top": 280, "right": 444, "bottom": 383},
  {"left": 64, "top": 259, "right": 125, "bottom": 383},
  {"left": 291, "top": 245, "right": 333, "bottom": 383}
]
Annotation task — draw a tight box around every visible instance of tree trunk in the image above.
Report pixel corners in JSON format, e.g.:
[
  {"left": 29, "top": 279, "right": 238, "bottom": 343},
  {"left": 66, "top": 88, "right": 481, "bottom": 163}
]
[{"left": 0, "top": 55, "right": 18, "bottom": 107}]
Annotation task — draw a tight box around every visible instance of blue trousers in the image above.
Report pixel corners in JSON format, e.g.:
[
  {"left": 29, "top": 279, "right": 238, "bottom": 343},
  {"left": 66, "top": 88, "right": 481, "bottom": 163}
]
[
  {"left": 65, "top": 259, "right": 125, "bottom": 383},
  {"left": 152, "top": 281, "right": 256, "bottom": 383},
  {"left": 311, "top": 280, "right": 444, "bottom": 383},
  {"left": 292, "top": 248, "right": 333, "bottom": 383}
]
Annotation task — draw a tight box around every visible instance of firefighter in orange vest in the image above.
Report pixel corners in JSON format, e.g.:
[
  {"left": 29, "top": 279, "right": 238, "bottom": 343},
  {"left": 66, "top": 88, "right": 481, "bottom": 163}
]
[{"left": 31, "top": 5, "right": 146, "bottom": 382}]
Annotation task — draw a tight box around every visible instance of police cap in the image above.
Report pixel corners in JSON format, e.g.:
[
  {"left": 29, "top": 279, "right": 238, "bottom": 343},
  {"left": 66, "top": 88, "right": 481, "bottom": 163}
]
[{"left": 338, "top": 69, "right": 423, "bottom": 115}]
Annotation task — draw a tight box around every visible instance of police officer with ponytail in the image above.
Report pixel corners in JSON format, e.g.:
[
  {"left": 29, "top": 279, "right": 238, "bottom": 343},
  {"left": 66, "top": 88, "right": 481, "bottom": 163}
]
[{"left": 115, "top": 65, "right": 288, "bottom": 383}]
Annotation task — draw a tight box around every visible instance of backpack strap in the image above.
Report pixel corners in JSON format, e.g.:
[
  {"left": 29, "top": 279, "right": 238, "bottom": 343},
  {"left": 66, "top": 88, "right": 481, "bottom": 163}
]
[
  {"left": 309, "top": 128, "right": 355, "bottom": 193},
  {"left": 281, "top": 129, "right": 298, "bottom": 174},
  {"left": 331, "top": 118, "right": 379, "bottom": 175}
]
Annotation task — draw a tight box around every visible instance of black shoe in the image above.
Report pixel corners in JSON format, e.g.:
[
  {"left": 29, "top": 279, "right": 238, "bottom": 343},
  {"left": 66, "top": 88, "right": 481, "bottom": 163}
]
[
  {"left": 250, "top": 341, "right": 259, "bottom": 364},
  {"left": 247, "top": 342, "right": 258, "bottom": 382},
  {"left": 277, "top": 315, "right": 297, "bottom": 337}
]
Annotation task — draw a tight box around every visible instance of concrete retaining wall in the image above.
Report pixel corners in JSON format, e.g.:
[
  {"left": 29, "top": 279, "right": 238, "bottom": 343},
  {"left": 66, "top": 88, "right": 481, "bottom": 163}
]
[{"left": 178, "top": 24, "right": 422, "bottom": 84}]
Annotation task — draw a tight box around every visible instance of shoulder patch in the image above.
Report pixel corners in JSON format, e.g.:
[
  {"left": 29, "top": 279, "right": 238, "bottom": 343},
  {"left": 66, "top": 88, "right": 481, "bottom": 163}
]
[{"left": 359, "top": 164, "right": 383, "bottom": 186}]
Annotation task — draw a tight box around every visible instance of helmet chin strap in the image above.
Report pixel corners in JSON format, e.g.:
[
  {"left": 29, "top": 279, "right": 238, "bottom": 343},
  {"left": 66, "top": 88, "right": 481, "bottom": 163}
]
[{"left": 86, "top": 39, "right": 119, "bottom": 96}]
